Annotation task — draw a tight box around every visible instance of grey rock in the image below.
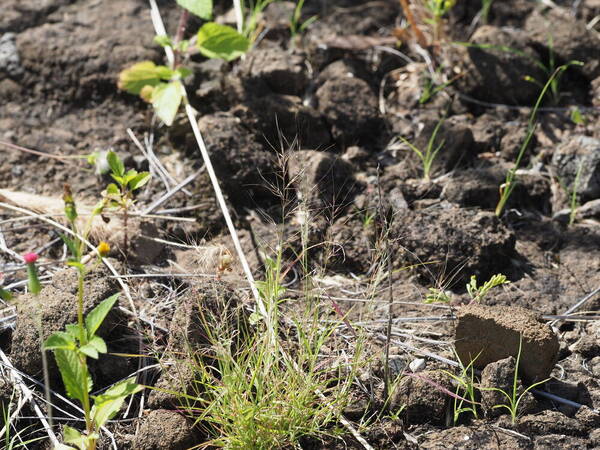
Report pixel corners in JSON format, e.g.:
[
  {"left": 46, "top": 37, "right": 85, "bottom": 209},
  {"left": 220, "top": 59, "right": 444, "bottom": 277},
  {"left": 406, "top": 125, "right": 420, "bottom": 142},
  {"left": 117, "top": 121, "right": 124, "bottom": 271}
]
[
  {"left": 551, "top": 135, "right": 600, "bottom": 200},
  {"left": 0, "top": 33, "right": 23, "bottom": 78}
]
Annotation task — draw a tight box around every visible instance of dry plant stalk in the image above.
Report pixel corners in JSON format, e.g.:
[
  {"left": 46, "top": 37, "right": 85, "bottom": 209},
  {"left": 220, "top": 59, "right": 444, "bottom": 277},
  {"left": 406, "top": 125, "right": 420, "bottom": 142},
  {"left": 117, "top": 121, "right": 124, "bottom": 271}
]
[{"left": 398, "top": 0, "right": 428, "bottom": 47}]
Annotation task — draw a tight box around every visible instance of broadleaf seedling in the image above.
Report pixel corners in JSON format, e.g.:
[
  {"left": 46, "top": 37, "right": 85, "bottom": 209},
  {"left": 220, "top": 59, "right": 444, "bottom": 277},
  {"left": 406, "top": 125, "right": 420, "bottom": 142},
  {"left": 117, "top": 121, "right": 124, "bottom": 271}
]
[{"left": 118, "top": 1, "right": 249, "bottom": 125}]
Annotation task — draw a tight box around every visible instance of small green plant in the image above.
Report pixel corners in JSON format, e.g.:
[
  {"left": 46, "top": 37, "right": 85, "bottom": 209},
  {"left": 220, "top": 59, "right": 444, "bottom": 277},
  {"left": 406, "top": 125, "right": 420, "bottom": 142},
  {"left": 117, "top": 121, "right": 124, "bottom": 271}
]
[
  {"left": 423, "top": 0, "right": 456, "bottom": 43},
  {"left": 442, "top": 351, "right": 481, "bottom": 424},
  {"left": 119, "top": 0, "right": 249, "bottom": 125},
  {"left": 425, "top": 273, "right": 508, "bottom": 304},
  {"left": 101, "top": 151, "right": 150, "bottom": 257},
  {"left": 480, "top": 335, "right": 549, "bottom": 425},
  {"left": 570, "top": 106, "right": 585, "bottom": 126},
  {"left": 495, "top": 61, "right": 582, "bottom": 217},
  {"left": 2, "top": 391, "right": 45, "bottom": 449},
  {"left": 290, "top": 0, "right": 317, "bottom": 38},
  {"left": 419, "top": 67, "right": 461, "bottom": 104},
  {"left": 466, "top": 273, "right": 509, "bottom": 302},
  {"left": 176, "top": 252, "right": 359, "bottom": 448},
  {"left": 37, "top": 187, "right": 142, "bottom": 450},
  {"left": 0, "top": 273, "right": 11, "bottom": 301},
  {"left": 569, "top": 161, "right": 584, "bottom": 226},
  {"left": 398, "top": 117, "right": 445, "bottom": 181},
  {"left": 480, "top": 0, "right": 494, "bottom": 24}
]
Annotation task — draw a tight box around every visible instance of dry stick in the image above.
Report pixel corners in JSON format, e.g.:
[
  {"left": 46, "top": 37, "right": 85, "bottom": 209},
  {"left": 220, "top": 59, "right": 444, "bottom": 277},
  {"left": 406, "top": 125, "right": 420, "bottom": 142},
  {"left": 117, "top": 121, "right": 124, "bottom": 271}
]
[
  {"left": 550, "top": 284, "right": 600, "bottom": 327},
  {"left": 398, "top": 0, "right": 428, "bottom": 48},
  {"left": 142, "top": 168, "right": 204, "bottom": 215},
  {"left": 0, "top": 348, "right": 59, "bottom": 446},
  {"left": 0, "top": 140, "right": 76, "bottom": 162},
  {"left": 232, "top": 0, "right": 244, "bottom": 33}
]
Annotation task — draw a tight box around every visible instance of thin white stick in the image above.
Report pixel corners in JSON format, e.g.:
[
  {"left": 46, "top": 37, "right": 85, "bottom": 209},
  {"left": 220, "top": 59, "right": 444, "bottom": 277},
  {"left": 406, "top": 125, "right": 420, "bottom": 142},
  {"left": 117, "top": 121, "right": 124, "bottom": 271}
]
[
  {"left": 142, "top": 168, "right": 204, "bottom": 215},
  {"left": 184, "top": 103, "right": 264, "bottom": 314},
  {"left": 233, "top": 0, "right": 244, "bottom": 33},
  {"left": 148, "top": 0, "right": 174, "bottom": 66},
  {"left": 0, "top": 349, "right": 59, "bottom": 445}
]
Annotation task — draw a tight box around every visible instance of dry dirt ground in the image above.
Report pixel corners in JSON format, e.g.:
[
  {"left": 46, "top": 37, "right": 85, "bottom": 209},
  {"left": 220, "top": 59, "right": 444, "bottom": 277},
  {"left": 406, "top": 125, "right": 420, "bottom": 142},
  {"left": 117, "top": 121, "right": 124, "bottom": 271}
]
[{"left": 1, "top": 0, "right": 600, "bottom": 448}]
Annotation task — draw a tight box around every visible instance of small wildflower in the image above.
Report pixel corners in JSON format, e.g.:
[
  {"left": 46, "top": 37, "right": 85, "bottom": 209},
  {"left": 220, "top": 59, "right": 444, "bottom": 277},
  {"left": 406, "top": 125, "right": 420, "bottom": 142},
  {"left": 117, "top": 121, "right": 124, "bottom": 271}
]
[
  {"left": 23, "top": 252, "right": 41, "bottom": 295},
  {"left": 23, "top": 252, "right": 39, "bottom": 264},
  {"left": 97, "top": 241, "right": 110, "bottom": 257}
]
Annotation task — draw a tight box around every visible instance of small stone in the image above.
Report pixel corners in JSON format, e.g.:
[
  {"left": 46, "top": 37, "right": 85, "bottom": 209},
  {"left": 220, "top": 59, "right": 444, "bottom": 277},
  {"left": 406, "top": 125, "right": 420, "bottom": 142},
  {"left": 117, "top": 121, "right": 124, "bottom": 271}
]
[
  {"left": 455, "top": 303, "right": 559, "bottom": 382},
  {"left": 551, "top": 135, "right": 600, "bottom": 200},
  {"left": 391, "top": 370, "right": 451, "bottom": 425},
  {"left": 132, "top": 410, "right": 198, "bottom": 450},
  {"left": 409, "top": 358, "right": 426, "bottom": 373}
]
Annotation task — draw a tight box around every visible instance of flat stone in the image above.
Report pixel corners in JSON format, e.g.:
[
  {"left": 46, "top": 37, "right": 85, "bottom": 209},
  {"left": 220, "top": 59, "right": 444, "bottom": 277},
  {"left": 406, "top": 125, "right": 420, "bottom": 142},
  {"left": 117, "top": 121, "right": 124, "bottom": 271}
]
[{"left": 455, "top": 303, "right": 559, "bottom": 382}]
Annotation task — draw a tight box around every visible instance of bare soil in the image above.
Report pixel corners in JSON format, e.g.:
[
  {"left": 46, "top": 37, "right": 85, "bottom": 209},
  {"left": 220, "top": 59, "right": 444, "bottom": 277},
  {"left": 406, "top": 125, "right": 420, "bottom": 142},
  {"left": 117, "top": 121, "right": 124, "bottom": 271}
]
[{"left": 1, "top": 0, "right": 600, "bottom": 448}]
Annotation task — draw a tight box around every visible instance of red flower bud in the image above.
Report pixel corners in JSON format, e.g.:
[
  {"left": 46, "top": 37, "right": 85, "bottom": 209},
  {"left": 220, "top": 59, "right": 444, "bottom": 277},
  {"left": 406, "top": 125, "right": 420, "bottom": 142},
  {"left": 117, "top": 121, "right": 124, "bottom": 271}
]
[{"left": 23, "top": 253, "right": 39, "bottom": 264}]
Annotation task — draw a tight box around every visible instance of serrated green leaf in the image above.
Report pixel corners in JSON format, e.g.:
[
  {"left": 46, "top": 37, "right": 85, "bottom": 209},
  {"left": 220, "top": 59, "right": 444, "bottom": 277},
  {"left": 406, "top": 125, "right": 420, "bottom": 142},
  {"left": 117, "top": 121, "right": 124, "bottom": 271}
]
[
  {"left": 80, "top": 335, "right": 107, "bottom": 359},
  {"left": 85, "top": 293, "right": 119, "bottom": 339},
  {"left": 128, "top": 172, "right": 151, "bottom": 191},
  {"left": 176, "top": 0, "right": 213, "bottom": 19},
  {"left": 91, "top": 378, "right": 143, "bottom": 429},
  {"left": 65, "top": 324, "right": 81, "bottom": 340},
  {"left": 106, "top": 151, "right": 125, "bottom": 177},
  {"left": 151, "top": 81, "right": 183, "bottom": 126},
  {"left": 43, "top": 332, "right": 76, "bottom": 351},
  {"left": 53, "top": 349, "right": 92, "bottom": 403},
  {"left": 197, "top": 23, "right": 250, "bottom": 61},
  {"left": 117, "top": 61, "right": 165, "bottom": 95}
]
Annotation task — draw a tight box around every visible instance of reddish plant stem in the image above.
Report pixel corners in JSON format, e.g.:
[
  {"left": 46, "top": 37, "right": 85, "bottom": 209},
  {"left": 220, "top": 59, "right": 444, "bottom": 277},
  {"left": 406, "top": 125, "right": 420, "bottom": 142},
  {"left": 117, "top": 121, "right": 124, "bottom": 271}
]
[{"left": 173, "top": 8, "right": 190, "bottom": 68}]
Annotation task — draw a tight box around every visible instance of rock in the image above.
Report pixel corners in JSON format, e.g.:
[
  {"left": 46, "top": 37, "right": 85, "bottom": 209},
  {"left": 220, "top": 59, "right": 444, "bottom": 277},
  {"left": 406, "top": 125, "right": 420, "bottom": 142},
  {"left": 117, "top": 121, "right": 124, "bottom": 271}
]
[
  {"left": 499, "top": 122, "right": 537, "bottom": 162},
  {"left": 551, "top": 135, "right": 600, "bottom": 200},
  {"left": 197, "top": 112, "right": 276, "bottom": 207},
  {"left": 316, "top": 75, "right": 384, "bottom": 146},
  {"left": 526, "top": 9, "right": 600, "bottom": 80},
  {"left": 238, "top": 47, "right": 308, "bottom": 96},
  {"left": 245, "top": 94, "right": 331, "bottom": 149},
  {"left": 166, "top": 280, "right": 247, "bottom": 354},
  {"left": 132, "top": 409, "right": 198, "bottom": 450},
  {"left": 392, "top": 208, "right": 516, "bottom": 285},
  {"left": 147, "top": 362, "right": 196, "bottom": 410},
  {"left": 0, "top": 32, "right": 23, "bottom": 79},
  {"left": 480, "top": 356, "right": 536, "bottom": 418},
  {"left": 570, "top": 329, "right": 600, "bottom": 359},
  {"left": 517, "top": 410, "right": 586, "bottom": 437},
  {"left": 391, "top": 370, "right": 451, "bottom": 425},
  {"left": 441, "top": 168, "right": 504, "bottom": 209},
  {"left": 287, "top": 150, "right": 357, "bottom": 211},
  {"left": 455, "top": 303, "right": 559, "bottom": 382},
  {"left": 453, "top": 25, "right": 547, "bottom": 105},
  {"left": 10, "top": 266, "right": 133, "bottom": 388}
]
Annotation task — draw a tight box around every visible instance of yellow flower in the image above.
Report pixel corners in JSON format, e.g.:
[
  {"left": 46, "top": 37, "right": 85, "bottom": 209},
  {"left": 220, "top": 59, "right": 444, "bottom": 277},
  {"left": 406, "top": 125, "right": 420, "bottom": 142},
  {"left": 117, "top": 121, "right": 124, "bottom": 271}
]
[{"left": 97, "top": 241, "right": 110, "bottom": 257}]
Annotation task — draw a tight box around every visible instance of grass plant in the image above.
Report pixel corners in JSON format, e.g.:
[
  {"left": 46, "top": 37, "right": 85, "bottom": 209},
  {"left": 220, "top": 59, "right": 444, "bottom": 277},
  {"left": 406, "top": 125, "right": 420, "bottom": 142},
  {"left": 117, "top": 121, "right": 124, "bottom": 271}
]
[
  {"left": 480, "top": 335, "right": 549, "bottom": 425},
  {"left": 398, "top": 117, "right": 445, "bottom": 181},
  {"left": 442, "top": 351, "right": 480, "bottom": 424},
  {"left": 495, "top": 62, "right": 582, "bottom": 217}
]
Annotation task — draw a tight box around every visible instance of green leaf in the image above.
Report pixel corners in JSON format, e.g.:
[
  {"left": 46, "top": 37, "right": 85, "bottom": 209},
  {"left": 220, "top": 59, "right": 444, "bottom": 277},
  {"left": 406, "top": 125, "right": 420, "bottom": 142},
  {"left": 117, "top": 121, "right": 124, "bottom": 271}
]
[
  {"left": 62, "top": 425, "right": 86, "bottom": 450},
  {"left": 43, "top": 332, "right": 76, "bottom": 351},
  {"left": 53, "top": 348, "right": 92, "bottom": 403},
  {"left": 106, "top": 183, "right": 120, "bottom": 195},
  {"left": 128, "top": 172, "right": 151, "bottom": 191},
  {"left": 59, "top": 233, "right": 81, "bottom": 262},
  {"left": 106, "top": 151, "right": 125, "bottom": 177},
  {"left": 117, "top": 61, "right": 167, "bottom": 95},
  {"left": 197, "top": 23, "right": 250, "bottom": 61},
  {"left": 174, "top": 67, "right": 193, "bottom": 79},
  {"left": 80, "top": 335, "right": 107, "bottom": 359},
  {"left": 85, "top": 293, "right": 119, "bottom": 338},
  {"left": 176, "top": 0, "right": 213, "bottom": 19},
  {"left": 54, "top": 444, "right": 78, "bottom": 450},
  {"left": 153, "top": 35, "right": 173, "bottom": 48},
  {"left": 91, "top": 378, "right": 143, "bottom": 429},
  {"left": 65, "top": 324, "right": 81, "bottom": 339},
  {"left": 151, "top": 80, "right": 183, "bottom": 126},
  {"left": 66, "top": 261, "right": 86, "bottom": 275}
]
